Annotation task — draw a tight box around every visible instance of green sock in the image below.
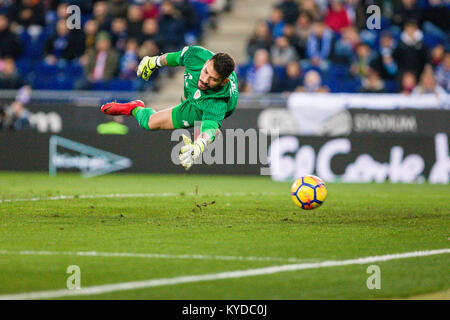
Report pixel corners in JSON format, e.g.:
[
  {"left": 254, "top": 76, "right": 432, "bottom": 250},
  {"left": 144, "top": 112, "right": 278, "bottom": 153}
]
[{"left": 132, "top": 107, "right": 155, "bottom": 130}]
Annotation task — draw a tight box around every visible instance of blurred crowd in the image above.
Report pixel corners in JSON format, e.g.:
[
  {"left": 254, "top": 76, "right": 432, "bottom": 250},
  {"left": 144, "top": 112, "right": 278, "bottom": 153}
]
[
  {"left": 238, "top": 0, "right": 449, "bottom": 97},
  {"left": 0, "top": 0, "right": 232, "bottom": 91},
  {"left": 0, "top": 85, "right": 32, "bottom": 131}
]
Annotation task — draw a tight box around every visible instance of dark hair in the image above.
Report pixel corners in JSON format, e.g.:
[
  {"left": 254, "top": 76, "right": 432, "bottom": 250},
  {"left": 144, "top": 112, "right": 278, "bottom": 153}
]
[{"left": 211, "top": 52, "right": 235, "bottom": 80}]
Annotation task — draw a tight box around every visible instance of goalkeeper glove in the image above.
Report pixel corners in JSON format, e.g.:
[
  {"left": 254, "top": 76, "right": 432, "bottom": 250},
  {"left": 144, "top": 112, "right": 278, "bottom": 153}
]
[
  {"left": 137, "top": 56, "right": 161, "bottom": 81},
  {"left": 178, "top": 134, "right": 207, "bottom": 170}
]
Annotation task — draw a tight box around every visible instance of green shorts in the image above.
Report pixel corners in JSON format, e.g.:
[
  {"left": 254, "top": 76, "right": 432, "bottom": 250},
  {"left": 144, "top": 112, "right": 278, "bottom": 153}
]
[{"left": 171, "top": 99, "right": 203, "bottom": 129}]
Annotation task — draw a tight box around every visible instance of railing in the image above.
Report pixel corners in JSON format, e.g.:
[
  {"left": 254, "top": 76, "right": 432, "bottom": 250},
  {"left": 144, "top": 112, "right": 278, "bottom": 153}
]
[{"left": 0, "top": 90, "right": 448, "bottom": 109}]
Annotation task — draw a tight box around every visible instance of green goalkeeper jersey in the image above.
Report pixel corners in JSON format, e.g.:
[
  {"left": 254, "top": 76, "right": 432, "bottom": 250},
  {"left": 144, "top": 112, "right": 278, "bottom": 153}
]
[{"left": 166, "top": 46, "right": 239, "bottom": 126}]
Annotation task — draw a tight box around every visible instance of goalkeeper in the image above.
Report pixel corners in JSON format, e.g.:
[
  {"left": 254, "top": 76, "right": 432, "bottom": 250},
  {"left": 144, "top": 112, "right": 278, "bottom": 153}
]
[{"left": 101, "top": 46, "right": 239, "bottom": 170}]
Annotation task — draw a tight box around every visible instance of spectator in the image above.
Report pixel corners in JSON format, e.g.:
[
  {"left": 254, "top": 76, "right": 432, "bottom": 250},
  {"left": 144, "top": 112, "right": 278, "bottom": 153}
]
[
  {"left": 142, "top": 1, "right": 160, "bottom": 20},
  {"left": 360, "top": 69, "right": 385, "bottom": 93},
  {"left": 140, "top": 18, "right": 165, "bottom": 51},
  {"left": 324, "top": 0, "right": 352, "bottom": 33},
  {"left": 422, "top": 0, "right": 449, "bottom": 44},
  {"left": 271, "top": 36, "right": 298, "bottom": 66},
  {"left": 77, "top": 32, "right": 119, "bottom": 89},
  {"left": 127, "top": 4, "right": 144, "bottom": 40},
  {"left": 45, "top": 2, "right": 70, "bottom": 35},
  {"left": 435, "top": 51, "right": 450, "bottom": 92},
  {"left": 304, "top": 21, "right": 334, "bottom": 71},
  {"left": 412, "top": 65, "right": 447, "bottom": 98},
  {"left": 0, "top": 58, "right": 25, "bottom": 89},
  {"left": 399, "top": 71, "right": 417, "bottom": 95},
  {"left": 138, "top": 39, "right": 161, "bottom": 60},
  {"left": 172, "top": 0, "right": 198, "bottom": 32},
  {"left": 430, "top": 44, "right": 445, "bottom": 68},
  {"left": 7, "top": 0, "right": 46, "bottom": 29},
  {"left": 393, "top": 20, "right": 428, "bottom": 79},
  {"left": 108, "top": 0, "right": 129, "bottom": 19},
  {"left": 110, "top": 17, "right": 128, "bottom": 53},
  {"left": 298, "top": 69, "right": 329, "bottom": 92},
  {"left": 276, "top": 0, "right": 300, "bottom": 25},
  {"left": 299, "top": 0, "right": 321, "bottom": 22},
  {"left": 246, "top": 21, "right": 273, "bottom": 60},
  {"left": 370, "top": 31, "right": 398, "bottom": 80},
  {"left": 200, "top": 0, "right": 228, "bottom": 30},
  {"left": 333, "top": 26, "right": 360, "bottom": 65},
  {"left": 158, "top": 0, "right": 185, "bottom": 51},
  {"left": 1, "top": 100, "right": 31, "bottom": 131},
  {"left": 392, "top": 0, "right": 422, "bottom": 28},
  {"left": 44, "top": 19, "right": 81, "bottom": 64},
  {"left": 351, "top": 43, "right": 375, "bottom": 79},
  {"left": 93, "top": 1, "right": 112, "bottom": 32},
  {"left": 273, "top": 60, "right": 303, "bottom": 93},
  {"left": 120, "top": 38, "right": 139, "bottom": 80},
  {"left": 267, "top": 6, "right": 285, "bottom": 39},
  {"left": 82, "top": 19, "right": 100, "bottom": 54},
  {"left": 282, "top": 24, "right": 302, "bottom": 59},
  {"left": 294, "top": 12, "right": 313, "bottom": 59},
  {"left": 244, "top": 48, "right": 274, "bottom": 93},
  {"left": 0, "top": 14, "right": 22, "bottom": 59}
]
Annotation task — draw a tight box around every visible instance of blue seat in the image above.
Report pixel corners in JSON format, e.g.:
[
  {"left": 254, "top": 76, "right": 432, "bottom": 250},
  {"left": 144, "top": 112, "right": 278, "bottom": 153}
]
[
  {"left": 34, "top": 62, "right": 59, "bottom": 76},
  {"left": 53, "top": 74, "right": 75, "bottom": 90},
  {"left": 91, "top": 81, "right": 109, "bottom": 91},
  {"left": 385, "top": 80, "right": 399, "bottom": 93},
  {"left": 66, "top": 62, "right": 84, "bottom": 77},
  {"left": 273, "top": 65, "right": 286, "bottom": 78},
  {"left": 108, "top": 78, "right": 135, "bottom": 91},
  {"left": 191, "top": 1, "right": 210, "bottom": 36},
  {"left": 15, "top": 58, "right": 33, "bottom": 76},
  {"left": 18, "top": 29, "right": 48, "bottom": 61}
]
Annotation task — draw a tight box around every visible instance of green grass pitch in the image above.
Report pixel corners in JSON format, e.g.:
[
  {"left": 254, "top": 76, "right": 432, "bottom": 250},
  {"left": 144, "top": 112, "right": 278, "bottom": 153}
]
[{"left": 0, "top": 172, "right": 448, "bottom": 299}]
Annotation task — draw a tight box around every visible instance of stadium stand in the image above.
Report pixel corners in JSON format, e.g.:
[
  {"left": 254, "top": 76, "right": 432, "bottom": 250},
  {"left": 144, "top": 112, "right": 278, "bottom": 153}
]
[
  {"left": 0, "top": 0, "right": 231, "bottom": 91},
  {"left": 238, "top": 0, "right": 449, "bottom": 95}
]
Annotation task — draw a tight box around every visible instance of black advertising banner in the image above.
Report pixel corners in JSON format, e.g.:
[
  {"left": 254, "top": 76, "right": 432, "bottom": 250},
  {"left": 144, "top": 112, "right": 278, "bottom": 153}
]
[
  {"left": 0, "top": 132, "right": 448, "bottom": 184},
  {"left": 0, "top": 100, "right": 261, "bottom": 134},
  {"left": 1, "top": 100, "right": 448, "bottom": 137},
  {"left": 254, "top": 107, "right": 450, "bottom": 137}
]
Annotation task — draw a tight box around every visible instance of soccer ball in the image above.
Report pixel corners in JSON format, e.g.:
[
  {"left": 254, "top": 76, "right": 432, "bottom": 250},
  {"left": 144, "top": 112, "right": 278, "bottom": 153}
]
[{"left": 291, "top": 175, "right": 327, "bottom": 210}]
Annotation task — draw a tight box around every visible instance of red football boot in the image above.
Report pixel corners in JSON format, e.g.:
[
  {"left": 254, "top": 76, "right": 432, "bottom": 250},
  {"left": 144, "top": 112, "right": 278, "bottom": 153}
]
[{"left": 101, "top": 100, "right": 145, "bottom": 116}]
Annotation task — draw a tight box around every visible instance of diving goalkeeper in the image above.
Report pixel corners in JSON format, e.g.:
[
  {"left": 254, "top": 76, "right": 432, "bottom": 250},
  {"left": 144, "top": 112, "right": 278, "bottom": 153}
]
[{"left": 101, "top": 46, "right": 239, "bottom": 170}]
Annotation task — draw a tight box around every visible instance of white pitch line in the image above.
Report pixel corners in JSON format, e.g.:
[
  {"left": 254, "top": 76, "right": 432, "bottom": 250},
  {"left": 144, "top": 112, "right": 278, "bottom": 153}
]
[
  {"left": 0, "top": 192, "right": 281, "bottom": 204},
  {"left": 0, "top": 250, "right": 317, "bottom": 264},
  {"left": 0, "top": 248, "right": 448, "bottom": 300}
]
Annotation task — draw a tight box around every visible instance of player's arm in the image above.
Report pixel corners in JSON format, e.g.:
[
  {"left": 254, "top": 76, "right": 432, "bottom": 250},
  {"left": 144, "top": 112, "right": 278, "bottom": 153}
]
[
  {"left": 178, "top": 99, "right": 226, "bottom": 170},
  {"left": 178, "top": 123, "right": 219, "bottom": 170},
  {"left": 137, "top": 48, "right": 187, "bottom": 81}
]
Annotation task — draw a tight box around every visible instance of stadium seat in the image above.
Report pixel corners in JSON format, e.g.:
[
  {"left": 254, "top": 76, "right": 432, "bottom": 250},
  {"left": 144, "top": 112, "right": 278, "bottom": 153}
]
[
  {"left": 191, "top": 1, "right": 210, "bottom": 37},
  {"left": 14, "top": 58, "right": 33, "bottom": 76},
  {"left": 91, "top": 81, "right": 109, "bottom": 91},
  {"left": 108, "top": 78, "right": 135, "bottom": 91}
]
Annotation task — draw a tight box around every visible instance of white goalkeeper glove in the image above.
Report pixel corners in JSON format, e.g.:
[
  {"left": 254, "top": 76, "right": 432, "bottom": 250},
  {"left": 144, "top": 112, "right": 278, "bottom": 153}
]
[
  {"left": 178, "top": 134, "right": 207, "bottom": 170},
  {"left": 137, "top": 56, "right": 161, "bottom": 81}
]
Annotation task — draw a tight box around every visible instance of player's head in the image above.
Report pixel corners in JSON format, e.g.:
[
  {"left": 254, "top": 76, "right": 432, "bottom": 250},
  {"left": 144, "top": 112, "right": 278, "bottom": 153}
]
[{"left": 198, "top": 53, "right": 235, "bottom": 90}]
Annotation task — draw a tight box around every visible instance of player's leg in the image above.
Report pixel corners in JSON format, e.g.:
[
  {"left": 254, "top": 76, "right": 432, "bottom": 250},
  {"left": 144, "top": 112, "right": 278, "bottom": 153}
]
[
  {"left": 101, "top": 99, "right": 201, "bottom": 131},
  {"left": 101, "top": 100, "right": 145, "bottom": 116},
  {"left": 135, "top": 99, "right": 203, "bottom": 131},
  {"left": 101, "top": 99, "right": 171, "bottom": 130},
  {"left": 133, "top": 106, "right": 174, "bottom": 130}
]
